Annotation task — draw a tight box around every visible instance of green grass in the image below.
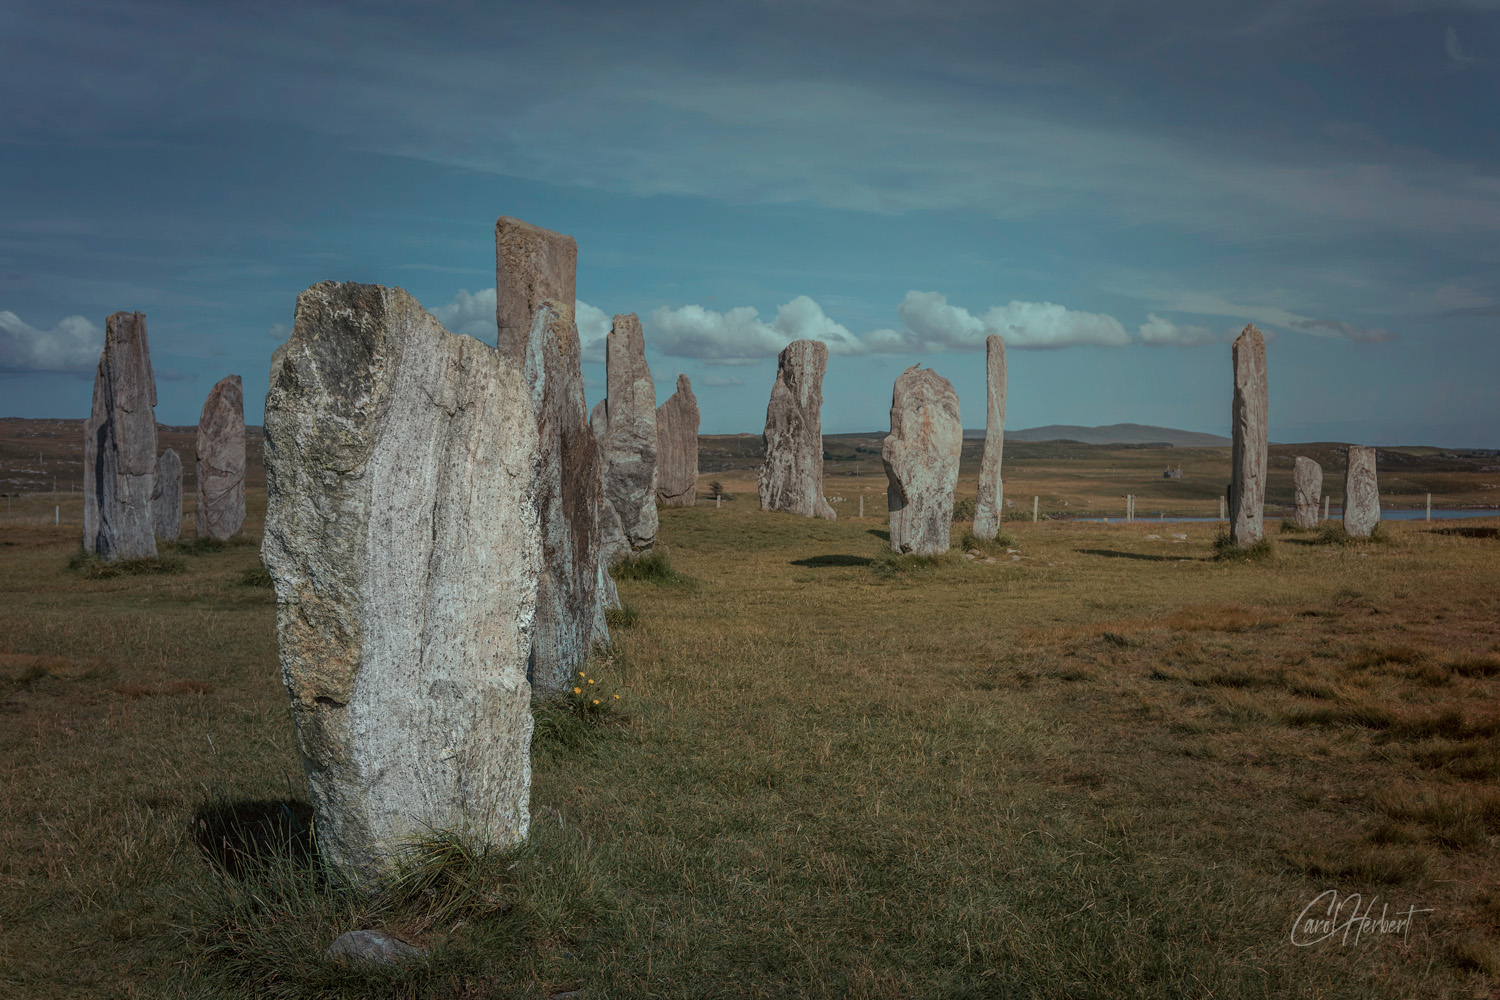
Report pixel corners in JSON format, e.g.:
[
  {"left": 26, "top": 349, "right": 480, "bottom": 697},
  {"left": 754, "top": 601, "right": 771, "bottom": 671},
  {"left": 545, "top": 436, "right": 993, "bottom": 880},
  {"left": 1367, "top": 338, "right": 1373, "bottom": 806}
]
[
  {"left": 608, "top": 547, "right": 693, "bottom": 586},
  {"left": 1212, "top": 531, "right": 1275, "bottom": 561},
  {"left": 4, "top": 498, "right": 1500, "bottom": 997},
  {"left": 65, "top": 547, "right": 186, "bottom": 578}
]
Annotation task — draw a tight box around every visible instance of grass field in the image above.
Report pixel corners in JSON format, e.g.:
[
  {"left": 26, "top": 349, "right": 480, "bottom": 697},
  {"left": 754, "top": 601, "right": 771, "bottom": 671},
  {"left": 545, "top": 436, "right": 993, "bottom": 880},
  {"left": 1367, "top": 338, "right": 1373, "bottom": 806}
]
[{"left": 1, "top": 478, "right": 1498, "bottom": 998}]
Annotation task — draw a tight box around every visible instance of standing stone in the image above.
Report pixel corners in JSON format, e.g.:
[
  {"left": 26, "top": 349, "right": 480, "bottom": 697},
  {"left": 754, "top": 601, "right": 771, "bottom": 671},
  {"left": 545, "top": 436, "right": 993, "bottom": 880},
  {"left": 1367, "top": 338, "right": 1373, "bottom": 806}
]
[
  {"left": 196, "top": 375, "right": 246, "bottom": 540},
  {"left": 83, "top": 311, "right": 158, "bottom": 560},
  {"left": 594, "top": 314, "right": 658, "bottom": 558},
  {"left": 758, "top": 340, "right": 835, "bottom": 520},
  {"left": 1228, "top": 324, "right": 1268, "bottom": 547},
  {"left": 1292, "top": 456, "right": 1322, "bottom": 530},
  {"left": 262, "top": 281, "right": 540, "bottom": 886},
  {"left": 972, "top": 334, "right": 1008, "bottom": 540},
  {"left": 883, "top": 366, "right": 962, "bottom": 556},
  {"left": 494, "top": 218, "right": 612, "bottom": 688},
  {"left": 1343, "top": 446, "right": 1380, "bottom": 538},
  {"left": 656, "top": 374, "right": 700, "bottom": 507},
  {"left": 495, "top": 216, "right": 577, "bottom": 362},
  {"left": 152, "top": 448, "right": 183, "bottom": 542}
]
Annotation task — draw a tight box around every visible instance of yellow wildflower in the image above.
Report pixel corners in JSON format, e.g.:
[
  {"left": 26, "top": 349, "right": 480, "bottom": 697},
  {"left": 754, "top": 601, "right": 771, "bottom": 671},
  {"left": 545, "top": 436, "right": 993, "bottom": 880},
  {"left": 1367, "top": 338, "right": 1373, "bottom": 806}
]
[{"left": 573, "top": 687, "right": 581, "bottom": 694}]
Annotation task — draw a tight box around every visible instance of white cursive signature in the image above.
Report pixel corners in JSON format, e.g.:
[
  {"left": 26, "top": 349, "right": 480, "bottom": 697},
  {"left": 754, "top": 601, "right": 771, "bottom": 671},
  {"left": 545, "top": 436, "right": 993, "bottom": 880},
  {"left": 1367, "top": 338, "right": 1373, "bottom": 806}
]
[{"left": 1290, "top": 889, "right": 1433, "bottom": 947}]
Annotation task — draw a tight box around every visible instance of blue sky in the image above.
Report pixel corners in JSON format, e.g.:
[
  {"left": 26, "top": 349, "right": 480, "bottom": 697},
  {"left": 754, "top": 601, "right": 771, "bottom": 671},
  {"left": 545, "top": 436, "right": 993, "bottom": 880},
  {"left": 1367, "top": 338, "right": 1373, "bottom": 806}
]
[{"left": 2, "top": 0, "right": 1497, "bottom": 444}]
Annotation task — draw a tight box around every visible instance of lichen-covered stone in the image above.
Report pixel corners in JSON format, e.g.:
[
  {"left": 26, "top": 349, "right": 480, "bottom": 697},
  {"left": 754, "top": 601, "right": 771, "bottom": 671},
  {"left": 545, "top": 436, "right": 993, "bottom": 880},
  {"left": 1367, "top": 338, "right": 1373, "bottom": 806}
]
[
  {"left": 1228, "top": 325, "right": 1268, "bottom": 546},
  {"left": 883, "top": 366, "right": 962, "bottom": 556},
  {"left": 196, "top": 375, "right": 246, "bottom": 540},
  {"left": 656, "top": 374, "right": 699, "bottom": 507},
  {"left": 972, "top": 335, "right": 1007, "bottom": 540},
  {"left": 1292, "top": 456, "right": 1322, "bottom": 530},
  {"left": 152, "top": 448, "right": 182, "bottom": 542},
  {"left": 262, "top": 281, "right": 540, "bottom": 887},
  {"left": 758, "top": 340, "right": 834, "bottom": 520},
  {"left": 594, "top": 314, "right": 658, "bottom": 558},
  {"left": 494, "top": 217, "right": 577, "bottom": 362},
  {"left": 83, "top": 311, "right": 158, "bottom": 560},
  {"left": 494, "top": 217, "right": 612, "bottom": 687},
  {"left": 1343, "top": 446, "right": 1380, "bottom": 538}
]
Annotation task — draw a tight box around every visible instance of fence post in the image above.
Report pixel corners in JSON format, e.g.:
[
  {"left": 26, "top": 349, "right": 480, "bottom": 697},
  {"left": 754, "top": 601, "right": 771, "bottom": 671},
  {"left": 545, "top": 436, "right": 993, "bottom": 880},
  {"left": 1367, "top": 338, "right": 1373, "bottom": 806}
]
[
  {"left": 1426, "top": 493, "right": 1431, "bottom": 521},
  {"left": 1033, "top": 496, "right": 1038, "bottom": 522},
  {"left": 859, "top": 495, "right": 864, "bottom": 518}
]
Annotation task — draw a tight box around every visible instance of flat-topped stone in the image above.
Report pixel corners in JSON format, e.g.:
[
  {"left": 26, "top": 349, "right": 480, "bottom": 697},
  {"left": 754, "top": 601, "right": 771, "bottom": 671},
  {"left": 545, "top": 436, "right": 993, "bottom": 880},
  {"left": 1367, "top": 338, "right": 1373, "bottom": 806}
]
[
  {"left": 262, "top": 281, "right": 540, "bottom": 887},
  {"left": 1228, "top": 324, "right": 1268, "bottom": 547},
  {"left": 83, "top": 311, "right": 158, "bottom": 560},
  {"left": 494, "top": 217, "right": 578, "bottom": 362}
]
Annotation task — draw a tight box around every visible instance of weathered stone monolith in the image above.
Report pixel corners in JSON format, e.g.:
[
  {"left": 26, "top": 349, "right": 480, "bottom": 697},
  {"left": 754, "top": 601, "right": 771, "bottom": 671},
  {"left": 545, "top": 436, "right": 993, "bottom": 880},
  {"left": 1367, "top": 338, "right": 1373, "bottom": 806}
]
[
  {"left": 758, "top": 339, "right": 835, "bottom": 520},
  {"left": 656, "top": 374, "right": 699, "bottom": 507},
  {"left": 262, "top": 281, "right": 540, "bottom": 886},
  {"left": 1343, "top": 446, "right": 1380, "bottom": 538},
  {"left": 594, "top": 314, "right": 658, "bottom": 558},
  {"left": 1292, "top": 456, "right": 1322, "bottom": 530},
  {"left": 494, "top": 218, "right": 612, "bottom": 689},
  {"left": 972, "top": 334, "right": 1007, "bottom": 540},
  {"left": 1228, "top": 324, "right": 1268, "bottom": 547},
  {"left": 883, "top": 366, "right": 962, "bottom": 556},
  {"left": 196, "top": 375, "right": 246, "bottom": 540},
  {"left": 152, "top": 448, "right": 182, "bottom": 542},
  {"left": 83, "top": 311, "right": 158, "bottom": 560}
]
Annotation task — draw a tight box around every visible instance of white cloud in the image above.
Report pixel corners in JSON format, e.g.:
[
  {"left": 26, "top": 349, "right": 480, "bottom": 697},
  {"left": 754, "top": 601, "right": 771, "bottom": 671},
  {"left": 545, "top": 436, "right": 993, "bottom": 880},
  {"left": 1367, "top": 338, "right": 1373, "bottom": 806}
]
[
  {"left": 895, "top": 291, "right": 1131, "bottom": 350},
  {"left": 1287, "top": 317, "right": 1398, "bottom": 342},
  {"left": 648, "top": 295, "right": 868, "bottom": 364},
  {"left": 1445, "top": 26, "right": 1477, "bottom": 64},
  {"left": 1109, "top": 282, "right": 1401, "bottom": 343},
  {"left": 430, "top": 287, "right": 497, "bottom": 342},
  {"left": 268, "top": 322, "right": 291, "bottom": 341},
  {"left": 1137, "top": 313, "right": 1224, "bottom": 346},
  {"left": 0, "top": 310, "right": 102, "bottom": 372},
  {"left": 576, "top": 300, "right": 611, "bottom": 362}
]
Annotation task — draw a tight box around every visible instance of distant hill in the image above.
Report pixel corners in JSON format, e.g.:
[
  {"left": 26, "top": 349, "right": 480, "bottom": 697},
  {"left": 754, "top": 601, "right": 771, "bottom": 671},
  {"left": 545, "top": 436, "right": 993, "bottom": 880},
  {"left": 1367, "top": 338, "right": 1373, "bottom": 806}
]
[{"left": 964, "top": 423, "right": 1232, "bottom": 447}]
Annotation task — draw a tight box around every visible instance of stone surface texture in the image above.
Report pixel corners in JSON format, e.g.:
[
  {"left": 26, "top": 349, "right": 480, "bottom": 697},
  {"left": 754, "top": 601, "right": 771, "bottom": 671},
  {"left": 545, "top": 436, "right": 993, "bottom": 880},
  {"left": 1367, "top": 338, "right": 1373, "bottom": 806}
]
[
  {"left": 262, "top": 281, "right": 540, "bottom": 886},
  {"left": 494, "top": 217, "right": 577, "bottom": 362},
  {"left": 151, "top": 448, "right": 183, "bottom": 541},
  {"left": 1292, "top": 456, "right": 1323, "bottom": 530},
  {"left": 325, "top": 930, "right": 424, "bottom": 965},
  {"left": 521, "top": 301, "right": 611, "bottom": 693},
  {"left": 656, "top": 374, "right": 700, "bottom": 507},
  {"left": 494, "top": 216, "right": 612, "bottom": 687},
  {"left": 195, "top": 375, "right": 247, "bottom": 540},
  {"left": 972, "top": 334, "right": 1008, "bottom": 540},
  {"left": 1228, "top": 324, "right": 1268, "bottom": 547},
  {"left": 758, "top": 340, "right": 835, "bottom": 520},
  {"left": 1343, "top": 446, "right": 1380, "bottom": 538},
  {"left": 882, "top": 366, "right": 962, "bottom": 556},
  {"left": 83, "top": 311, "right": 159, "bottom": 560},
  {"left": 594, "top": 313, "right": 658, "bottom": 558}
]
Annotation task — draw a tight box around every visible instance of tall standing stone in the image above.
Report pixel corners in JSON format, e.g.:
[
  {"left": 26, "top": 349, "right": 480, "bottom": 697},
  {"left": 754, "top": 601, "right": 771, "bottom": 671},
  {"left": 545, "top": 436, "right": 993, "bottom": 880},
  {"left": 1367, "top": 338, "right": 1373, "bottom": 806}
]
[
  {"left": 972, "top": 334, "right": 1008, "bottom": 540},
  {"left": 758, "top": 339, "right": 835, "bottom": 520},
  {"left": 883, "top": 365, "right": 962, "bottom": 556},
  {"left": 1292, "top": 456, "right": 1322, "bottom": 530},
  {"left": 83, "top": 311, "right": 158, "bottom": 560},
  {"left": 196, "top": 375, "right": 246, "bottom": 540},
  {"left": 262, "top": 281, "right": 540, "bottom": 886},
  {"left": 1343, "top": 446, "right": 1380, "bottom": 538},
  {"left": 594, "top": 313, "right": 658, "bottom": 558},
  {"left": 1228, "top": 324, "right": 1268, "bottom": 547},
  {"left": 152, "top": 448, "right": 183, "bottom": 542},
  {"left": 656, "top": 374, "right": 700, "bottom": 507},
  {"left": 494, "top": 218, "right": 612, "bottom": 689}
]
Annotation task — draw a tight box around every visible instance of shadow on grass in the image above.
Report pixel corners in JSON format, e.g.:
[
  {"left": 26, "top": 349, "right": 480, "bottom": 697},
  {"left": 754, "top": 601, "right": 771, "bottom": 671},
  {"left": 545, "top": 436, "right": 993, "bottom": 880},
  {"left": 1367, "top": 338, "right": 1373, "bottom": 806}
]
[
  {"left": 1076, "top": 548, "right": 1196, "bottom": 563},
  {"left": 866, "top": 528, "right": 890, "bottom": 541},
  {"left": 1429, "top": 526, "right": 1499, "bottom": 540},
  {"left": 191, "top": 798, "right": 316, "bottom": 878},
  {"left": 790, "top": 554, "right": 873, "bottom": 567}
]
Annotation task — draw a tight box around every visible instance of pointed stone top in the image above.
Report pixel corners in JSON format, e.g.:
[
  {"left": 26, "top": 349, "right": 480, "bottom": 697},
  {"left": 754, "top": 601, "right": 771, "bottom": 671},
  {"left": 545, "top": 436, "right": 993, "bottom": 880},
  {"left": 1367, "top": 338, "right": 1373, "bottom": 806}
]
[
  {"left": 1235, "top": 324, "right": 1264, "bottom": 345},
  {"left": 495, "top": 217, "right": 578, "bottom": 361},
  {"left": 676, "top": 373, "right": 692, "bottom": 395}
]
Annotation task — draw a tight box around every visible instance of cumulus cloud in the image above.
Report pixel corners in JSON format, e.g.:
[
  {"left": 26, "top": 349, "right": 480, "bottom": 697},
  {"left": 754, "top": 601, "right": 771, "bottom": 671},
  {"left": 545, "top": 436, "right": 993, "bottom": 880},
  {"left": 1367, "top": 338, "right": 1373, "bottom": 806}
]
[
  {"left": 430, "top": 287, "right": 497, "bottom": 341},
  {"left": 648, "top": 295, "right": 868, "bottom": 364},
  {"left": 576, "top": 300, "right": 611, "bottom": 362},
  {"left": 1136, "top": 313, "right": 1224, "bottom": 346},
  {"left": 893, "top": 291, "right": 1131, "bottom": 350},
  {"left": 0, "top": 310, "right": 103, "bottom": 372}
]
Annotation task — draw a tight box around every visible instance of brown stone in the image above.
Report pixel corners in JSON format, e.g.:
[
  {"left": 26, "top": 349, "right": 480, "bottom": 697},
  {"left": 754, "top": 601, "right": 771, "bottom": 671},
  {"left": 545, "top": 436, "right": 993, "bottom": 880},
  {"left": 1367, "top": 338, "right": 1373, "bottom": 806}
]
[
  {"left": 883, "top": 366, "right": 962, "bottom": 556},
  {"left": 758, "top": 340, "right": 834, "bottom": 520},
  {"left": 196, "top": 375, "right": 246, "bottom": 540},
  {"left": 972, "top": 334, "right": 1007, "bottom": 539},
  {"left": 594, "top": 313, "right": 658, "bottom": 557},
  {"left": 83, "top": 311, "right": 158, "bottom": 560},
  {"left": 656, "top": 374, "right": 699, "bottom": 507},
  {"left": 1228, "top": 325, "right": 1268, "bottom": 547},
  {"left": 494, "top": 217, "right": 577, "bottom": 362},
  {"left": 1292, "top": 456, "right": 1322, "bottom": 530}
]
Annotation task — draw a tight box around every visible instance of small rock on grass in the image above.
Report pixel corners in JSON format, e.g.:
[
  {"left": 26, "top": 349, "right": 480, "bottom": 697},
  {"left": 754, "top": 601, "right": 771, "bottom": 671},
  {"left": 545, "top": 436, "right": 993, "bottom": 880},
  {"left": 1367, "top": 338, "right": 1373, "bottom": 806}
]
[{"left": 325, "top": 929, "right": 424, "bottom": 965}]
